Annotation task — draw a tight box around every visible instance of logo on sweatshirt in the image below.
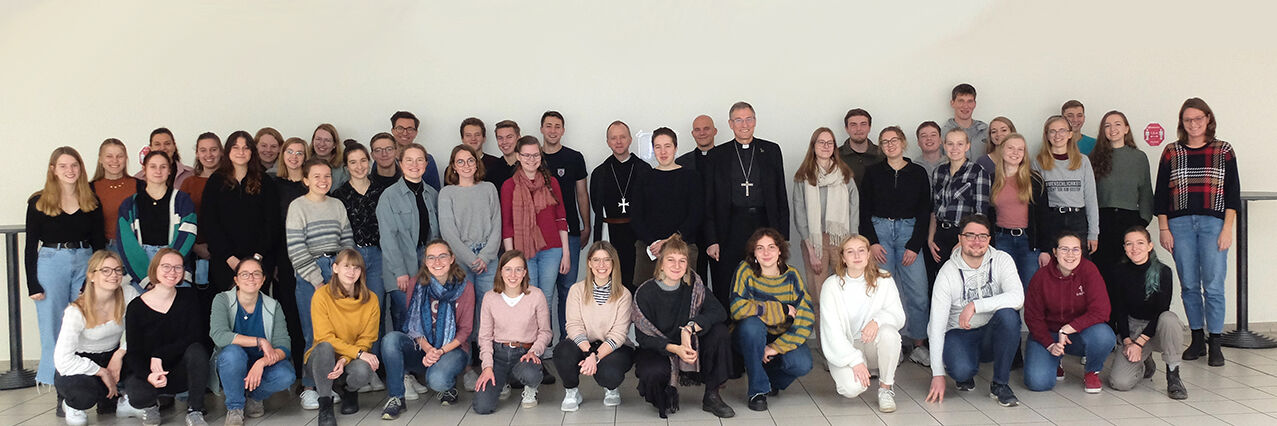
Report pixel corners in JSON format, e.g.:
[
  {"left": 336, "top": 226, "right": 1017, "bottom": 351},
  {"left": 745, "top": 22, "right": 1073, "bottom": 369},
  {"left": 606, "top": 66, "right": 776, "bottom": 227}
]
[{"left": 1076, "top": 285, "right": 1085, "bottom": 297}]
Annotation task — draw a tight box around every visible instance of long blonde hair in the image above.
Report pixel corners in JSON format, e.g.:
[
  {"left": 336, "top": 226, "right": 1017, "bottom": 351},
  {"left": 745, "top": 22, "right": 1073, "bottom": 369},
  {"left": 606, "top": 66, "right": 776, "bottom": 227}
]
[
  {"left": 583, "top": 241, "right": 626, "bottom": 303},
  {"left": 991, "top": 134, "right": 1034, "bottom": 204},
  {"left": 91, "top": 138, "right": 129, "bottom": 182},
  {"left": 833, "top": 235, "right": 890, "bottom": 295},
  {"left": 1035, "top": 115, "right": 1082, "bottom": 171},
  {"left": 71, "top": 250, "right": 126, "bottom": 328},
  {"left": 276, "top": 138, "right": 309, "bottom": 179},
  {"left": 35, "top": 147, "right": 99, "bottom": 216}
]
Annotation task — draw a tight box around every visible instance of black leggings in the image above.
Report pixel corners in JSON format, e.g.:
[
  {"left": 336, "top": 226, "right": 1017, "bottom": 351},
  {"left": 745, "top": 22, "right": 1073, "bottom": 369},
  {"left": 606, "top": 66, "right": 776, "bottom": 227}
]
[
  {"left": 123, "top": 343, "right": 209, "bottom": 412},
  {"left": 634, "top": 323, "right": 732, "bottom": 413},
  {"left": 552, "top": 340, "right": 634, "bottom": 390},
  {"left": 55, "top": 350, "right": 119, "bottom": 410}
]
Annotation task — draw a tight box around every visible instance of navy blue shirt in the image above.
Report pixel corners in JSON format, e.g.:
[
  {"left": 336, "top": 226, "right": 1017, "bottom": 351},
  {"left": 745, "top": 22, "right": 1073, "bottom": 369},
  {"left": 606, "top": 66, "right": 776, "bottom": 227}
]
[{"left": 233, "top": 297, "right": 267, "bottom": 358}]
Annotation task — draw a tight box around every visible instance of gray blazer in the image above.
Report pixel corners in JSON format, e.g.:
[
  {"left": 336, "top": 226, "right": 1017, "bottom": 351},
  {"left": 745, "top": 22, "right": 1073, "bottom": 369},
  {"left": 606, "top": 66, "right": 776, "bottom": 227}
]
[{"left": 376, "top": 179, "right": 441, "bottom": 291}]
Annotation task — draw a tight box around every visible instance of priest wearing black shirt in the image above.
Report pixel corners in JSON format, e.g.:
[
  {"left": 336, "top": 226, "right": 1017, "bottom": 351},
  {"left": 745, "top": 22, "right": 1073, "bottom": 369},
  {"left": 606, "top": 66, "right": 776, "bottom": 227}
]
[
  {"left": 702, "top": 102, "right": 789, "bottom": 308},
  {"left": 676, "top": 114, "right": 718, "bottom": 284},
  {"left": 590, "top": 121, "right": 651, "bottom": 287}
]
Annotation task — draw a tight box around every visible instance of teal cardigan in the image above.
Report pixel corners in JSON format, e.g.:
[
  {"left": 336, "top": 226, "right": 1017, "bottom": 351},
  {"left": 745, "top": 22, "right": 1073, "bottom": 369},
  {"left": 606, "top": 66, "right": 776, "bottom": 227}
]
[{"left": 116, "top": 188, "right": 198, "bottom": 286}]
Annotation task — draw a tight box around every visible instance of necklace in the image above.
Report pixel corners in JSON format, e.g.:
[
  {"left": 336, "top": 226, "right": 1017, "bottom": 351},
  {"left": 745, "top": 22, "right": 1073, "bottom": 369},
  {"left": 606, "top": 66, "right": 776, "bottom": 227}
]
[
  {"left": 610, "top": 159, "right": 635, "bottom": 214},
  {"left": 733, "top": 142, "right": 756, "bottom": 197}
]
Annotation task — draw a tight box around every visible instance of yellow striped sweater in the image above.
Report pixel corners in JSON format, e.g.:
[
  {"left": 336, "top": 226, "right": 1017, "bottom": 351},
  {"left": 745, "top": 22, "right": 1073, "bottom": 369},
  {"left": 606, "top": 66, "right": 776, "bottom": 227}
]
[{"left": 729, "top": 262, "right": 814, "bottom": 353}]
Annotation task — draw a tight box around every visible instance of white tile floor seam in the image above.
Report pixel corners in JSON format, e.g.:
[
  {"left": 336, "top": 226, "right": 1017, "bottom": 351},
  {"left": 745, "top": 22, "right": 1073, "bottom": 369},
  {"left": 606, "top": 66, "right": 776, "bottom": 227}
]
[{"left": 6, "top": 346, "right": 1277, "bottom": 425}]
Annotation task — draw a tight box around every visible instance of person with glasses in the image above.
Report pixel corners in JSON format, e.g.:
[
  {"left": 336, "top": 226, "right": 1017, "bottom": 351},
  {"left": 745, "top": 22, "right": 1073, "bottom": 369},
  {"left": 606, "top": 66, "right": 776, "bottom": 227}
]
[
  {"left": 859, "top": 127, "right": 933, "bottom": 367},
  {"left": 122, "top": 248, "right": 210, "bottom": 426},
  {"left": 927, "top": 129, "right": 991, "bottom": 288},
  {"left": 210, "top": 258, "right": 295, "bottom": 425},
  {"left": 554, "top": 241, "right": 634, "bottom": 412},
  {"left": 729, "top": 228, "right": 814, "bottom": 411},
  {"left": 837, "top": 109, "right": 883, "bottom": 189},
  {"left": 368, "top": 133, "right": 403, "bottom": 188},
  {"left": 703, "top": 101, "right": 789, "bottom": 310},
  {"left": 1107, "top": 227, "right": 1187, "bottom": 399},
  {"left": 116, "top": 150, "right": 198, "bottom": 291},
  {"left": 1023, "top": 231, "right": 1115, "bottom": 393},
  {"left": 1091, "top": 111, "right": 1154, "bottom": 281},
  {"left": 501, "top": 136, "right": 570, "bottom": 331},
  {"left": 925, "top": 215, "right": 1023, "bottom": 408},
  {"left": 977, "top": 117, "right": 1017, "bottom": 177},
  {"left": 632, "top": 127, "right": 702, "bottom": 290},
  {"left": 306, "top": 249, "right": 381, "bottom": 425},
  {"left": 380, "top": 240, "right": 475, "bottom": 418},
  {"left": 821, "top": 235, "right": 906, "bottom": 413},
  {"left": 472, "top": 250, "right": 553, "bottom": 414},
  {"left": 791, "top": 127, "right": 857, "bottom": 346},
  {"left": 390, "top": 111, "right": 441, "bottom": 190},
  {"left": 287, "top": 158, "right": 355, "bottom": 409},
  {"left": 1154, "top": 97, "right": 1239, "bottom": 367},
  {"left": 27, "top": 147, "right": 107, "bottom": 388},
  {"left": 590, "top": 120, "right": 650, "bottom": 291},
  {"left": 377, "top": 143, "right": 442, "bottom": 335},
  {"left": 308, "top": 124, "right": 349, "bottom": 189},
  {"left": 1033, "top": 115, "right": 1100, "bottom": 261},
  {"left": 53, "top": 250, "right": 139, "bottom": 424}
]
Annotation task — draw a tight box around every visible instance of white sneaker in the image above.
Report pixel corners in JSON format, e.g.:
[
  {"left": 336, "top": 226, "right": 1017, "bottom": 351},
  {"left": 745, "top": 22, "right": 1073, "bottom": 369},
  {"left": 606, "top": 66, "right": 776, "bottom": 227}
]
[
  {"left": 878, "top": 387, "right": 897, "bottom": 413},
  {"left": 463, "top": 369, "right": 479, "bottom": 392},
  {"left": 498, "top": 384, "right": 511, "bottom": 400},
  {"left": 410, "top": 376, "right": 430, "bottom": 394},
  {"left": 910, "top": 345, "right": 931, "bottom": 367},
  {"left": 300, "top": 389, "right": 320, "bottom": 410},
  {"left": 560, "top": 388, "right": 582, "bottom": 412},
  {"left": 603, "top": 388, "right": 621, "bottom": 407},
  {"left": 521, "top": 386, "right": 539, "bottom": 408},
  {"left": 63, "top": 401, "right": 87, "bottom": 426},
  {"left": 370, "top": 374, "right": 386, "bottom": 391},
  {"left": 403, "top": 377, "right": 420, "bottom": 401},
  {"left": 116, "top": 395, "right": 145, "bottom": 418}
]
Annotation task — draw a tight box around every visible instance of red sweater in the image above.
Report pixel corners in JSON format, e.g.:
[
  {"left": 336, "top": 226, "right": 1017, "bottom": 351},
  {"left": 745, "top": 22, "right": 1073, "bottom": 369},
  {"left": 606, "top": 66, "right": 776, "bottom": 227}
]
[
  {"left": 501, "top": 175, "right": 569, "bottom": 253},
  {"left": 1024, "top": 258, "right": 1111, "bottom": 348}
]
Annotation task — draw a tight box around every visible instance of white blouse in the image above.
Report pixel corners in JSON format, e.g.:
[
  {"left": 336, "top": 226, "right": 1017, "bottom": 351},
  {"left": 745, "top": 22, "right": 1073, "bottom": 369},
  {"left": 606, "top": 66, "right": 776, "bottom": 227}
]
[{"left": 53, "top": 286, "right": 139, "bottom": 376}]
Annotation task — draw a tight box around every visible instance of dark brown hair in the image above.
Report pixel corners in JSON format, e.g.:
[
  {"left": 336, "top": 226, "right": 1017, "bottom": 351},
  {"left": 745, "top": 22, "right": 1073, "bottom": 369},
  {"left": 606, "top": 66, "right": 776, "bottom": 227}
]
[
  {"left": 493, "top": 250, "right": 530, "bottom": 295},
  {"left": 743, "top": 228, "right": 790, "bottom": 276}
]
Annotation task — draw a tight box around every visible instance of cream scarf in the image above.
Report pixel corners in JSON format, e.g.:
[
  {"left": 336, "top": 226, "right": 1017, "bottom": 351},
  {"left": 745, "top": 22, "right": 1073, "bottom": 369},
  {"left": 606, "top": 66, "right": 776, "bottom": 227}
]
[{"left": 804, "top": 166, "right": 851, "bottom": 244}]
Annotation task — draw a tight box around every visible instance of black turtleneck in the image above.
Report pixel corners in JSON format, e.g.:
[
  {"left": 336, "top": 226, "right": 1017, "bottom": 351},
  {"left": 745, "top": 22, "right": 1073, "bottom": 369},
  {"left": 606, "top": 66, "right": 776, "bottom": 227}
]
[{"left": 405, "top": 179, "right": 430, "bottom": 246}]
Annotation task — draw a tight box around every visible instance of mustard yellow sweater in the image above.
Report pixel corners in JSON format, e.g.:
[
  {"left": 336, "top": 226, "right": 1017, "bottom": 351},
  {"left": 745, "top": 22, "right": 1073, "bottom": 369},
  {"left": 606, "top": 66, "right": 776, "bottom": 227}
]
[{"left": 305, "top": 285, "right": 380, "bottom": 363}]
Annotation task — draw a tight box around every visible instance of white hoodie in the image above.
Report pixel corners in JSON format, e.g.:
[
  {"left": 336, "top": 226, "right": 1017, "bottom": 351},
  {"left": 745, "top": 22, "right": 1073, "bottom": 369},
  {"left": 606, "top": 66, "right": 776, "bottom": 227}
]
[
  {"left": 819, "top": 270, "right": 906, "bottom": 369},
  {"left": 927, "top": 245, "right": 1024, "bottom": 377}
]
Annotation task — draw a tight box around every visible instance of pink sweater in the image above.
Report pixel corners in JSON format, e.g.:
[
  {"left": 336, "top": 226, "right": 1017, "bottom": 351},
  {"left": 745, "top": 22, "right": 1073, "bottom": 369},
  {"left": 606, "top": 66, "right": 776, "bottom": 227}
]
[
  {"left": 478, "top": 286, "right": 552, "bottom": 369},
  {"left": 564, "top": 281, "right": 632, "bottom": 348}
]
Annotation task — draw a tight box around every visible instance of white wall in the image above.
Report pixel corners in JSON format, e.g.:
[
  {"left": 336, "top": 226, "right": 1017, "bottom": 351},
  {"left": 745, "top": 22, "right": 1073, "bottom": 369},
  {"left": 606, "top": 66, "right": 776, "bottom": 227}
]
[{"left": 3, "top": 0, "right": 1276, "bottom": 361}]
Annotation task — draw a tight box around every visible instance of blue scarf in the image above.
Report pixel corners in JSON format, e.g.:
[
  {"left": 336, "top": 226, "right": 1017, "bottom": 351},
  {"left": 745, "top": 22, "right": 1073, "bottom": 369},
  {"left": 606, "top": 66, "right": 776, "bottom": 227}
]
[{"left": 407, "top": 275, "right": 466, "bottom": 348}]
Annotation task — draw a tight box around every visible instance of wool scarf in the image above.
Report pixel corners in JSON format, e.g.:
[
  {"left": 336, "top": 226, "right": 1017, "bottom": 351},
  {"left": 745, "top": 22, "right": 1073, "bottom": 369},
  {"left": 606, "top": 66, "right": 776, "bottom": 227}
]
[
  {"left": 510, "top": 171, "right": 555, "bottom": 256},
  {"left": 409, "top": 275, "right": 466, "bottom": 348},
  {"left": 803, "top": 166, "right": 851, "bottom": 244}
]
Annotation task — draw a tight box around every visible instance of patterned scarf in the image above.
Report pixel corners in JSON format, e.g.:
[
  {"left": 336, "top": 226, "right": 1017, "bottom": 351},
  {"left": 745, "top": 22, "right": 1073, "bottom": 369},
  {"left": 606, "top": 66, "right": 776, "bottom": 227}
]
[
  {"left": 632, "top": 272, "right": 707, "bottom": 386},
  {"left": 408, "top": 275, "right": 466, "bottom": 348},
  {"left": 510, "top": 171, "right": 555, "bottom": 256},
  {"left": 803, "top": 166, "right": 851, "bottom": 245}
]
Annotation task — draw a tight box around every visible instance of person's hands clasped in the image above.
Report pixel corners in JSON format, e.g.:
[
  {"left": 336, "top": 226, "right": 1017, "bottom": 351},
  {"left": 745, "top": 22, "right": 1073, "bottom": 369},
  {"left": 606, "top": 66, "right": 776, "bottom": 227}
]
[{"left": 578, "top": 353, "right": 599, "bottom": 376}]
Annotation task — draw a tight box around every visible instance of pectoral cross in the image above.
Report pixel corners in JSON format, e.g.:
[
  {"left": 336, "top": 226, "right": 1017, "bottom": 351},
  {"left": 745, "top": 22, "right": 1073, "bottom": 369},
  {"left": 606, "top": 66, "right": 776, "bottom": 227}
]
[
  {"left": 617, "top": 197, "right": 630, "bottom": 214},
  {"left": 740, "top": 180, "right": 754, "bottom": 197}
]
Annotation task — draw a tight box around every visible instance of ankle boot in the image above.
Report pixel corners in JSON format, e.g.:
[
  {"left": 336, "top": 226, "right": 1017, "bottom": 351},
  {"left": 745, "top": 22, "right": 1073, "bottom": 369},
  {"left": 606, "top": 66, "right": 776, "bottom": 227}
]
[
  {"left": 1166, "top": 367, "right": 1188, "bottom": 400},
  {"left": 1208, "top": 333, "right": 1226, "bottom": 366},
  {"left": 1182, "top": 329, "right": 1206, "bottom": 360},
  {"left": 317, "top": 397, "right": 336, "bottom": 426},
  {"left": 339, "top": 388, "right": 359, "bottom": 414},
  {"left": 701, "top": 387, "right": 735, "bottom": 418}
]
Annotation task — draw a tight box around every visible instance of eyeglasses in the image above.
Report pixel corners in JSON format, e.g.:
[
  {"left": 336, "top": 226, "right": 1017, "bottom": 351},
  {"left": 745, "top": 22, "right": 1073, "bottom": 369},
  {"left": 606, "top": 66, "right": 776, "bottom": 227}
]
[
  {"left": 158, "top": 263, "right": 183, "bottom": 273},
  {"left": 880, "top": 137, "right": 904, "bottom": 146},
  {"left": 237, "top": 271, "right": 265, "bottom": 280},
  {"left": 517, "top": 152, "right": 540, "bottom": 159},
  {"left": 1182, "top": 115, "right": 1208, "bottom": 125},
  {"left": 372, "top": 147, "right": 396, "bottom": 154},
  {"left": 1055, "top": 246, "right": 1082, "bottom": 254},
  {"left": 454, "top": 158, "right": 476, "bottom": 166},
  {"left": 393, "top": 126, "right": 418, "bottom": 133},
  {"left": 425, "top": 254, "right": 453, "bottom": 263},
  {"left": 814, "top": 139, "right": 837, "bottom": 146},
  {"left": 95, "top": 267, "right": 125, "bottom": 276},
  {"left": 731, "top": 117, "right": 756, "bottom": 125},
  {"left": 959, "top": 232, "right": 991, "bottom": 242},
  {"left": 285, "top": 149, "right": 305, "bottom": 156},
  {"left": 588, "top": 257, "right": 611, "bottom": 264}
]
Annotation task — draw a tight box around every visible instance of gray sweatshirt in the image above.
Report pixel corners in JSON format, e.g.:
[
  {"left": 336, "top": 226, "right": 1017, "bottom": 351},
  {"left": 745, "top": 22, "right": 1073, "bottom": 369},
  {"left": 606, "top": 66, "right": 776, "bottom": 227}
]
[
  {"left": 927, "top": 246, "right": 1024, "bottom": 377},
  {"left": 1033, "top": 155, "right": 1100, "bottom": 240},
  {"left": 437, "top": 182, "right": 502, "bottom": 269}
]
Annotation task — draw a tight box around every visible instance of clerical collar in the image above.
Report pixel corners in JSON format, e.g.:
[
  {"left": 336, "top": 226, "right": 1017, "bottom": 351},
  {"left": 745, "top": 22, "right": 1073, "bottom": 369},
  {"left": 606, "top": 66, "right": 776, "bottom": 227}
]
[
  {"left": 736, "top": 139, "right": 753, "bottom": 149},
  {"left": 612, "top": 153, "right": 632, "bottom": 163}
]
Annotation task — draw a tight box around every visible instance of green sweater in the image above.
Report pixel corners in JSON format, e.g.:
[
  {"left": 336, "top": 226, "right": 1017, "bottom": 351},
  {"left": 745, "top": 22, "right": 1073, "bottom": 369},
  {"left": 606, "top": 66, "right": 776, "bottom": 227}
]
[{"left": 1096, "top": 145, "right": 1154, "bottom": 223}]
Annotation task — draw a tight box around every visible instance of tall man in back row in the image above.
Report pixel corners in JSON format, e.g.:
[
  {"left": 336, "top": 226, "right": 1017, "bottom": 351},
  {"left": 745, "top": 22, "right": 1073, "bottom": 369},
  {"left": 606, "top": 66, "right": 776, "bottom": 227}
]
[
  {"left": 540, "top": 111, "right": 590, "bottom": 345},
  {"left": 678, "top": 115, "right": 719, "bottom": 285},
  {"left": 703, "top": 102, "right": 789, "bottom": 308},
  {"left": 591, "top": 120, "right": 651, "bottom": 287}
]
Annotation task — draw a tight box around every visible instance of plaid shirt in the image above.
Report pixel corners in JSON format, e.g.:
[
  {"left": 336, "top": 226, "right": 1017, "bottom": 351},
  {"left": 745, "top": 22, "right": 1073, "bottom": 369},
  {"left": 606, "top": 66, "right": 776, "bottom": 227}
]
[{"left": 931, "top": 160, "right": 991, "bottom": 225}]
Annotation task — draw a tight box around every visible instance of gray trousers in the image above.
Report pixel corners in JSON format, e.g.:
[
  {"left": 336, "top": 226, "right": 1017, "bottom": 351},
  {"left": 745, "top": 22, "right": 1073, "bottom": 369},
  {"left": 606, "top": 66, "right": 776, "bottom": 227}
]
[
  {"left": 307, "top": 341, "right": 374, "bottom": 397},
  {"left": 1108, "top": 311, "right": 1184, "bottom": 391},
  {"left": 472, "top": 344, "right": 543, "bottom": 414}
]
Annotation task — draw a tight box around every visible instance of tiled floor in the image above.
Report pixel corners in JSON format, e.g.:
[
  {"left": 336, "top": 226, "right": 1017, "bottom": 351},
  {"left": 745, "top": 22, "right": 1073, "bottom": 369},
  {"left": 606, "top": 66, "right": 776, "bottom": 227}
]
[{"left": 6, "top": 344, "right": 1277, "bottom": 425}]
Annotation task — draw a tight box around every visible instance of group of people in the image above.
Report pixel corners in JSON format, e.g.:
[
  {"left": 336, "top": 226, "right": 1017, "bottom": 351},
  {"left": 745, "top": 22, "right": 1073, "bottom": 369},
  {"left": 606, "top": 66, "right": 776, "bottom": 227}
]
[{"left": 25, "top": 87, "right": 1239, "bottom": 425}]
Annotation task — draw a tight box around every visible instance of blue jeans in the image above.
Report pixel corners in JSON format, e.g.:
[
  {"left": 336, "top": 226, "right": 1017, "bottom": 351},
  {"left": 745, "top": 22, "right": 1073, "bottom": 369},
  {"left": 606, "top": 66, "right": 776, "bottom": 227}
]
[
  {"left": 1023, "top": 323, "right": 1116, "bottom": 391},
  {"left": 380, "top": 331, "right": 468, "bottom": 398},
  {"left": 1168, "top": 215, "right": 1228, "bottom": 333},
  {"left": 385, "top": 245, "right": 422, "bottom": 333},
  {"left": 872, "top": 217, "right": 930, "bottom": 341},
  {"left": 942, "top": 308, "right": 1020, "bottom": 386},
  {"left": 555, "top": 236, "right": 582, "bottom": 340},
  {"left": 527, "top": 247, "right": 563, "bottom": 322},
  {"left": 295, "top": 255, "right": 334, "bottom": 387},
  {"left": 216, "top": 345, "right": 296, "bottom": 409},
  {"left": 194, "top": 258, "right": 210, "bottom": 286},
  {"left": 733, "top": 316, "right": 813, "bottom": 396},
  {"left": 34, "top": 247, "right": 91, "bottom": 384},
  {"left": 994, "top": 231, "right": 1040, "bottom": 291},
  {"left": 465, "top": 244, "right": 497, "bottom": 344}
]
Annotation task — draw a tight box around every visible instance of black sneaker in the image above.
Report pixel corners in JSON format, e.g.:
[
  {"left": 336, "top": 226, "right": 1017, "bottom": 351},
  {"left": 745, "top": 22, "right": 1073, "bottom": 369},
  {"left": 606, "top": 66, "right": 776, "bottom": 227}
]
[
  {"left": 438, "top": 387, "right": 459, "bottom": 406},
  {"left": 989, "top": 383, "right": 1019, "bottom": 407},
  {"left": 956, "top": 378, "right": 976, "bottom": 392},
  {"left": 340, "top": 389, "right": 359, "bottom": 415},
  {"left": 380, "top": 396, "right": 404, "bottom": 420},
  {"left": 1166, "top": 367, "right": 1188, "bottom": 400},
  {"left": 747, "top": 394, "right": 767, "bottom": 411},
  {"left": 1143, "top": 358, "right": 1157, "bottom": 379}
]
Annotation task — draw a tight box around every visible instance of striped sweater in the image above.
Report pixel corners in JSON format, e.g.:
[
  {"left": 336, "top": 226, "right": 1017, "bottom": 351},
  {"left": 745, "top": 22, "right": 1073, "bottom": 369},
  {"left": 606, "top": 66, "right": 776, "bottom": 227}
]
[
  {"left": 286, "top": 196, "right": 354, "bottom": 285},
  {"left": 729, "top": 262, "right": 814, "bottom": 353}
]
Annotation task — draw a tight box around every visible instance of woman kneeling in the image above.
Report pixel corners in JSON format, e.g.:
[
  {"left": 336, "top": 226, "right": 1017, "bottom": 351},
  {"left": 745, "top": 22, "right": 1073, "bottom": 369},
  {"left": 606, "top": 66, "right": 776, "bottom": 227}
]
[
  {"left": 1024, "top": 232, "right": 1115, "bottom": 393},
  {"left": 211, "top": 258, "right": 296, "bottom": 424},
  {"left": 554, "top": 241, "right": 635, "bottom": 411}
]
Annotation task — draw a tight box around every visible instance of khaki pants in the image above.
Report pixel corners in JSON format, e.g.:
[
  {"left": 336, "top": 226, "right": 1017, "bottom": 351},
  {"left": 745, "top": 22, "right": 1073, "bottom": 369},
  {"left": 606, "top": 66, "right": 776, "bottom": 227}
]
[
  {"left": 830, "top": 327, "right": 901, "bottom": 398},
  {"left": 801, "top": 234, "right": 839, "bottom": 345},
  {"left": 1107, "top": 311, "right": 1185, "bottom": 391}
]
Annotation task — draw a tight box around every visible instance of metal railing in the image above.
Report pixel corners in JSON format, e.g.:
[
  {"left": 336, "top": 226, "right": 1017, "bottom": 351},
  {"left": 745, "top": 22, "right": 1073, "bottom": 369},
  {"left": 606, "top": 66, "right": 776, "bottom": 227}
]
[{"left": 0, "top": 225, "right": 34, "bottom": 389}]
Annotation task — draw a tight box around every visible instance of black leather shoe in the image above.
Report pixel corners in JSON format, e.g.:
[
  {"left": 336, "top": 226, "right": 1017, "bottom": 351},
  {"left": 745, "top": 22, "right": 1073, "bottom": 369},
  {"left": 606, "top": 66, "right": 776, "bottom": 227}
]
[
  {"left": 702, "top": 389, "right": 735, "bottom": 418},
  {"left": 1208, "top": 334, "right": 1226, "bottom": 367},
  {"left": 339, "top": 389, "right": 359, "bottom": 414},
  {"left": 1167, "top": 367, "right": 1189, "bottom": 400},
  {"left": 317, "top": 397, "right": 337, "bottom": 426},
  {"left": 1143, "top": 358, "right": 1157, "bottom": 379},
  {"left": 747, "top": 394, "right": 768, "bottom": 411},
  {"left": 1183, "top": 329, "right": 1206, "bottom": 360}
]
